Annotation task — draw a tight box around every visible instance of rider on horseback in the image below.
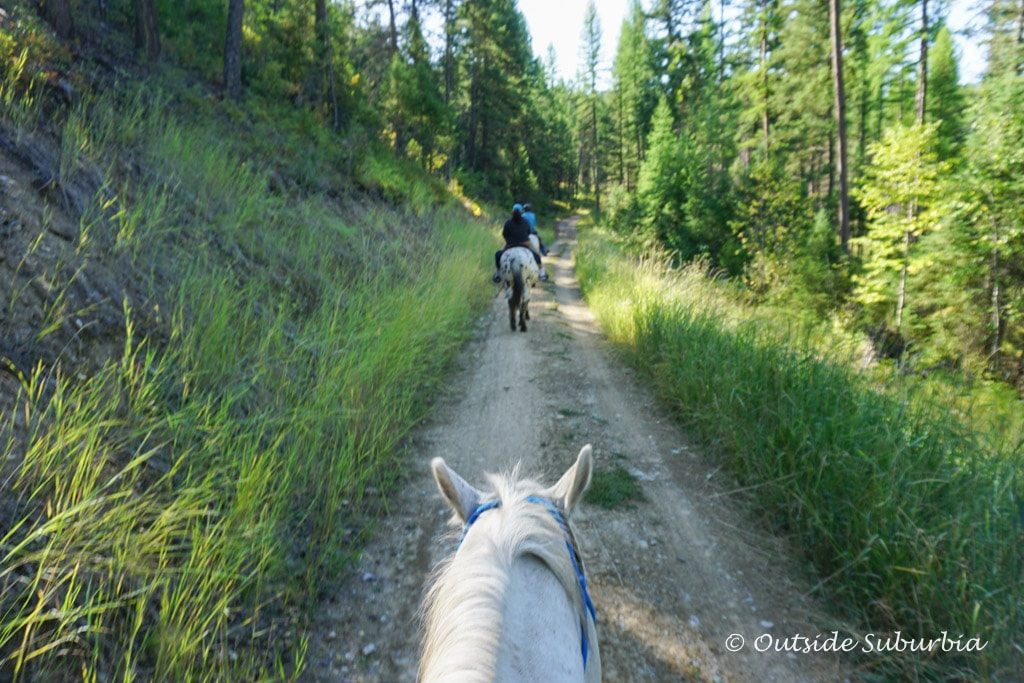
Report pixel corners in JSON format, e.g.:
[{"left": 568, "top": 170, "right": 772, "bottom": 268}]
[
  {"left": 493, "top": 203, "right": 548, "bottom": 283},
  {"left": 521, "top": 203, "right": 549, "bottom": 256}
]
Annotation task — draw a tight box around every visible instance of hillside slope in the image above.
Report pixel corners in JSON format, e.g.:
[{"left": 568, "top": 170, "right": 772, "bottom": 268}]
[{"left": 0, "top": 10, "right": 494, "bottom": 679}]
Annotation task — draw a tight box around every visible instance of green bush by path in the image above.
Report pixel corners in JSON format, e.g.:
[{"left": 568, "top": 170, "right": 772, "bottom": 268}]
[{"left": 576, "top": 223, "right": 1023, "bottom": 680}]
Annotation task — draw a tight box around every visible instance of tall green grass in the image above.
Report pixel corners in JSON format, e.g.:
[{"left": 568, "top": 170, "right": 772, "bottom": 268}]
[
  {"left": 0, "top": 36, "right": 494, "bottom": 681},
  {"left": 576, "top": 224, "right": 1023, "bottom": 680}
]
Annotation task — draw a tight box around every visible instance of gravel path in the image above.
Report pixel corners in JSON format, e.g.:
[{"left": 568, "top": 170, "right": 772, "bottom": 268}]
[{"left": 306, "top": 217, "right": 854, "bottom": 682}]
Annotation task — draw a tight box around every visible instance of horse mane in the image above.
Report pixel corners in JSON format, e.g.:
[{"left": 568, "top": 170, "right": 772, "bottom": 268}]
[{"left": 419, "top": 469, "right": 586, "bottom": 683}]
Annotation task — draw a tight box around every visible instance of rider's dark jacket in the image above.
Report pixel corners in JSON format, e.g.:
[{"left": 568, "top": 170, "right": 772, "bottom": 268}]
[{"left": 502, "top": 216, "right": 532, "bottom": 246}]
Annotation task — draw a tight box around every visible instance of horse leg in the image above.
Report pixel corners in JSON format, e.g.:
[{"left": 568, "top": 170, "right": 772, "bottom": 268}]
[
  {"left": 519, "top": 301, "right": 528, "bottom": 332},
  {"left": 508, "top": 298, "right": 516, "bottom": 331}
]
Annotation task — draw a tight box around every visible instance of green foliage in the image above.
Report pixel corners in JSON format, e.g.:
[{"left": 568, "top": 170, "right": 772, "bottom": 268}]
[
  {"left": 939, "top": 70, "right": 1024, "bottom": 377},
  {"left": 381, "top": 9, "right": 451, "bottom": 168},
  {"left": 729, "top": 157, "right": 813, "bottom": 280},
  {"left": 585, "top": 465, "right": 645, "bottom": 509},
  {"left": 852, "top": 123, "right": 950, "bottom": 333},
  {"left": 577, "top": 224, "right": 1023, "bottom": 680}
]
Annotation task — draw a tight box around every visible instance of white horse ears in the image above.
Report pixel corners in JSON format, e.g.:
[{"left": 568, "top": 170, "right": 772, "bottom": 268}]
[
  {"left": 431, "top": 445, "right": 594, "bottom": 521},
  {"left": 431, "top": 457, "right": 483, "bottom": 523},
  {"left": 545, "top": 444, "right": 593, "bottom": 515}
]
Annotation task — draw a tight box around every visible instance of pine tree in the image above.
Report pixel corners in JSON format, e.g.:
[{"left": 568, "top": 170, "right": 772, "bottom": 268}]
[
  {"left": 611, "top": 1, "right": 657, "bottom": 190},
  {"left": 926, "top": 24, "right": 965, "bottom": 160},
  {"left": 733, "top": 0, "right": 782, "bottom": 162},
  {"left": 774, "top": 0, "right": 833, "bottom": 201},
  {"left": 381, "top": 6, "right": 450, "bottom": 167},
  {"left": 638, "top": 97, "right": 686, "bottom": 246},
  {"left": 455, "top": 0, "right": 539, "bottom": 197},
  {"left": 580, "top": 1, "right": 603, "bottom": 213},
  {"left": 956, "top": 68, "right": 1024, "bottom": 368},
  {"left": 914, "top": 0, "right": 928, "bottom": 124},
  {"left": 985, "top": 0, "right": 1024, "bottom": 78}
]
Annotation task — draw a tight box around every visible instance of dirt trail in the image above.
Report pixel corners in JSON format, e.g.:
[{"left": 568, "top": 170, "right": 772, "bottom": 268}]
[{"left": 307, "top": 218, "right": 854, "bottom": 682}]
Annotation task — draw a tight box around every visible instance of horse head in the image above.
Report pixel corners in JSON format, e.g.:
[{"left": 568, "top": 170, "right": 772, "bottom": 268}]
[{"left": 420, "top": 446, "right": 601, "bottom": 682}]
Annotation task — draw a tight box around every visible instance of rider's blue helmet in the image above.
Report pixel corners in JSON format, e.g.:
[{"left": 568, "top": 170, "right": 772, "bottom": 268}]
[{"left": 512, "top": 203, "right": 524, "bottom": 213}]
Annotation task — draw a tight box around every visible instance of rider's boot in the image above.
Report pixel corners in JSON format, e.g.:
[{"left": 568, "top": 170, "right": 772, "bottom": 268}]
[
  {"left": 540, "top": 268, "right": 549, "bottom": 282},
  {"left": 492, "top": 270, "right": 501, "bottom": 284}
]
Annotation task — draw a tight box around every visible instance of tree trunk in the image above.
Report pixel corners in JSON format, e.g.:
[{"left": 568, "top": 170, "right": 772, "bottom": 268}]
[
  {"left": 990, "top": 223, "right": 1002, "bottom": 361},
  {"left": 575, "top": 143, "right": 585, "bottom": 203},
  {"left": 718, "top": 0, "right": 727, "bottom": 81},
  {"left": 387, "top": 0, "right": 399, "bottom": 54},
  {"left": 315, "top": 0, "right": 339, "bottom": 130},
  {"left": 828, "top": 126, "right": 835, "bottom": 198},
  {"left": 915, "top": 0, "right": 928, "bottom": 124},
  {"left": 617, "top": 87, "right": 625, "bottom": 186},
  {"left": 443, "top": 0, "right": 457, "bottom": 105},
  {"left": 223, "top": 0, "right": 244, "bottom": 101},
  {"left": 1018, "top": 0, "right": 1024, "bottom": 74},
  {"left": 829, "top": 0, "right": 851, "bottom": 251},
  {"left": 466, "top": 60, "right": 480, "bottom": 169},
  {"left": 591, "top": 96, "right": 600, "bottom": 214},
  {"left": 38, "top": 0, "right": 74, "bottom": 39},
  {"left": 858, "top": 74, "right": 867, "bottom": 166},
  {"left": 895, "top": 228, "right": 910, "bottom": 333},
  {"left": 133, "top": 0, "right": 160, "bottom": 60},
  {"left": 636, "top": 119, "right": 644, "bottom": 165},
  {"left": 760, "top": 5, "right": 771, "bottom": 154}
]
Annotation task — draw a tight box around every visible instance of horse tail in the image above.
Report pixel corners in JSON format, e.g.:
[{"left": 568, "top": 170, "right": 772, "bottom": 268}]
[{"left": 511, "top": 264, "right": 524, "bottom": 312}]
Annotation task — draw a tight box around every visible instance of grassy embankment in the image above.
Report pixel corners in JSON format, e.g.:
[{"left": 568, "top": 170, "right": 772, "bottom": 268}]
[
  {"left": 575, "top": 219, "right": 1022, "bottom": 680},
  {"left": 0, "top": 31, "right": 495, "bottom": 682}
]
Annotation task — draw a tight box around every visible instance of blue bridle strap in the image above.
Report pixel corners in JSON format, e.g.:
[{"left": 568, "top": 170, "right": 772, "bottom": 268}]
[
  {"left": 462, "top": 496, "right": 597, "bottom": 669},
  {"left": 463, "top": 498, "right": 501, "bottom": 532}
]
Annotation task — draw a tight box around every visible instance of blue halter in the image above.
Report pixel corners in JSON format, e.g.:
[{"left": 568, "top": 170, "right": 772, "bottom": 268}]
[{"left": 462, "top": 496, "right": 597, "bottom": 668}]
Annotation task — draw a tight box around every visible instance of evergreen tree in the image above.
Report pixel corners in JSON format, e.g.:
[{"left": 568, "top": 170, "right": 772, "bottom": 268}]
[
  {"left": 382, "top": 6, "right": 449, "bottom": 167},
  {"left": 638, "top": 97, "right": 688, "bottom": 246},
  {"left": 580, "top": 1, "right": 603, "bottom": 212},
  {"left": 953, "top": 70, "right": 1024, "bottom": 370},
  {"left": 611, "top": 0, "right": 657, "bottom": 191},
  {"left": 455, "top": 0, "right": 537, "bottom": 198},
  {"left": 985, "top": 0, "right": 1024, "bottom": 78},
  {"left": 733, "top": 0, "right": 782, "bottom": 162},
  {"left": 774, "top": 0, "right": 833, "bottom": 202},
  {"left": 926, "top": 24, "right": 965, "bottom": 160}
]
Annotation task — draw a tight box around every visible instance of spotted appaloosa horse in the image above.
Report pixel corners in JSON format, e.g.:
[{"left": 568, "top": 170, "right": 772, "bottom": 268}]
[
  {"left": 499, "top": 242, "right": 540, "bottom": 332},
  {"left": 421, "top": 446, "right": 600, "bottom": 683}
]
